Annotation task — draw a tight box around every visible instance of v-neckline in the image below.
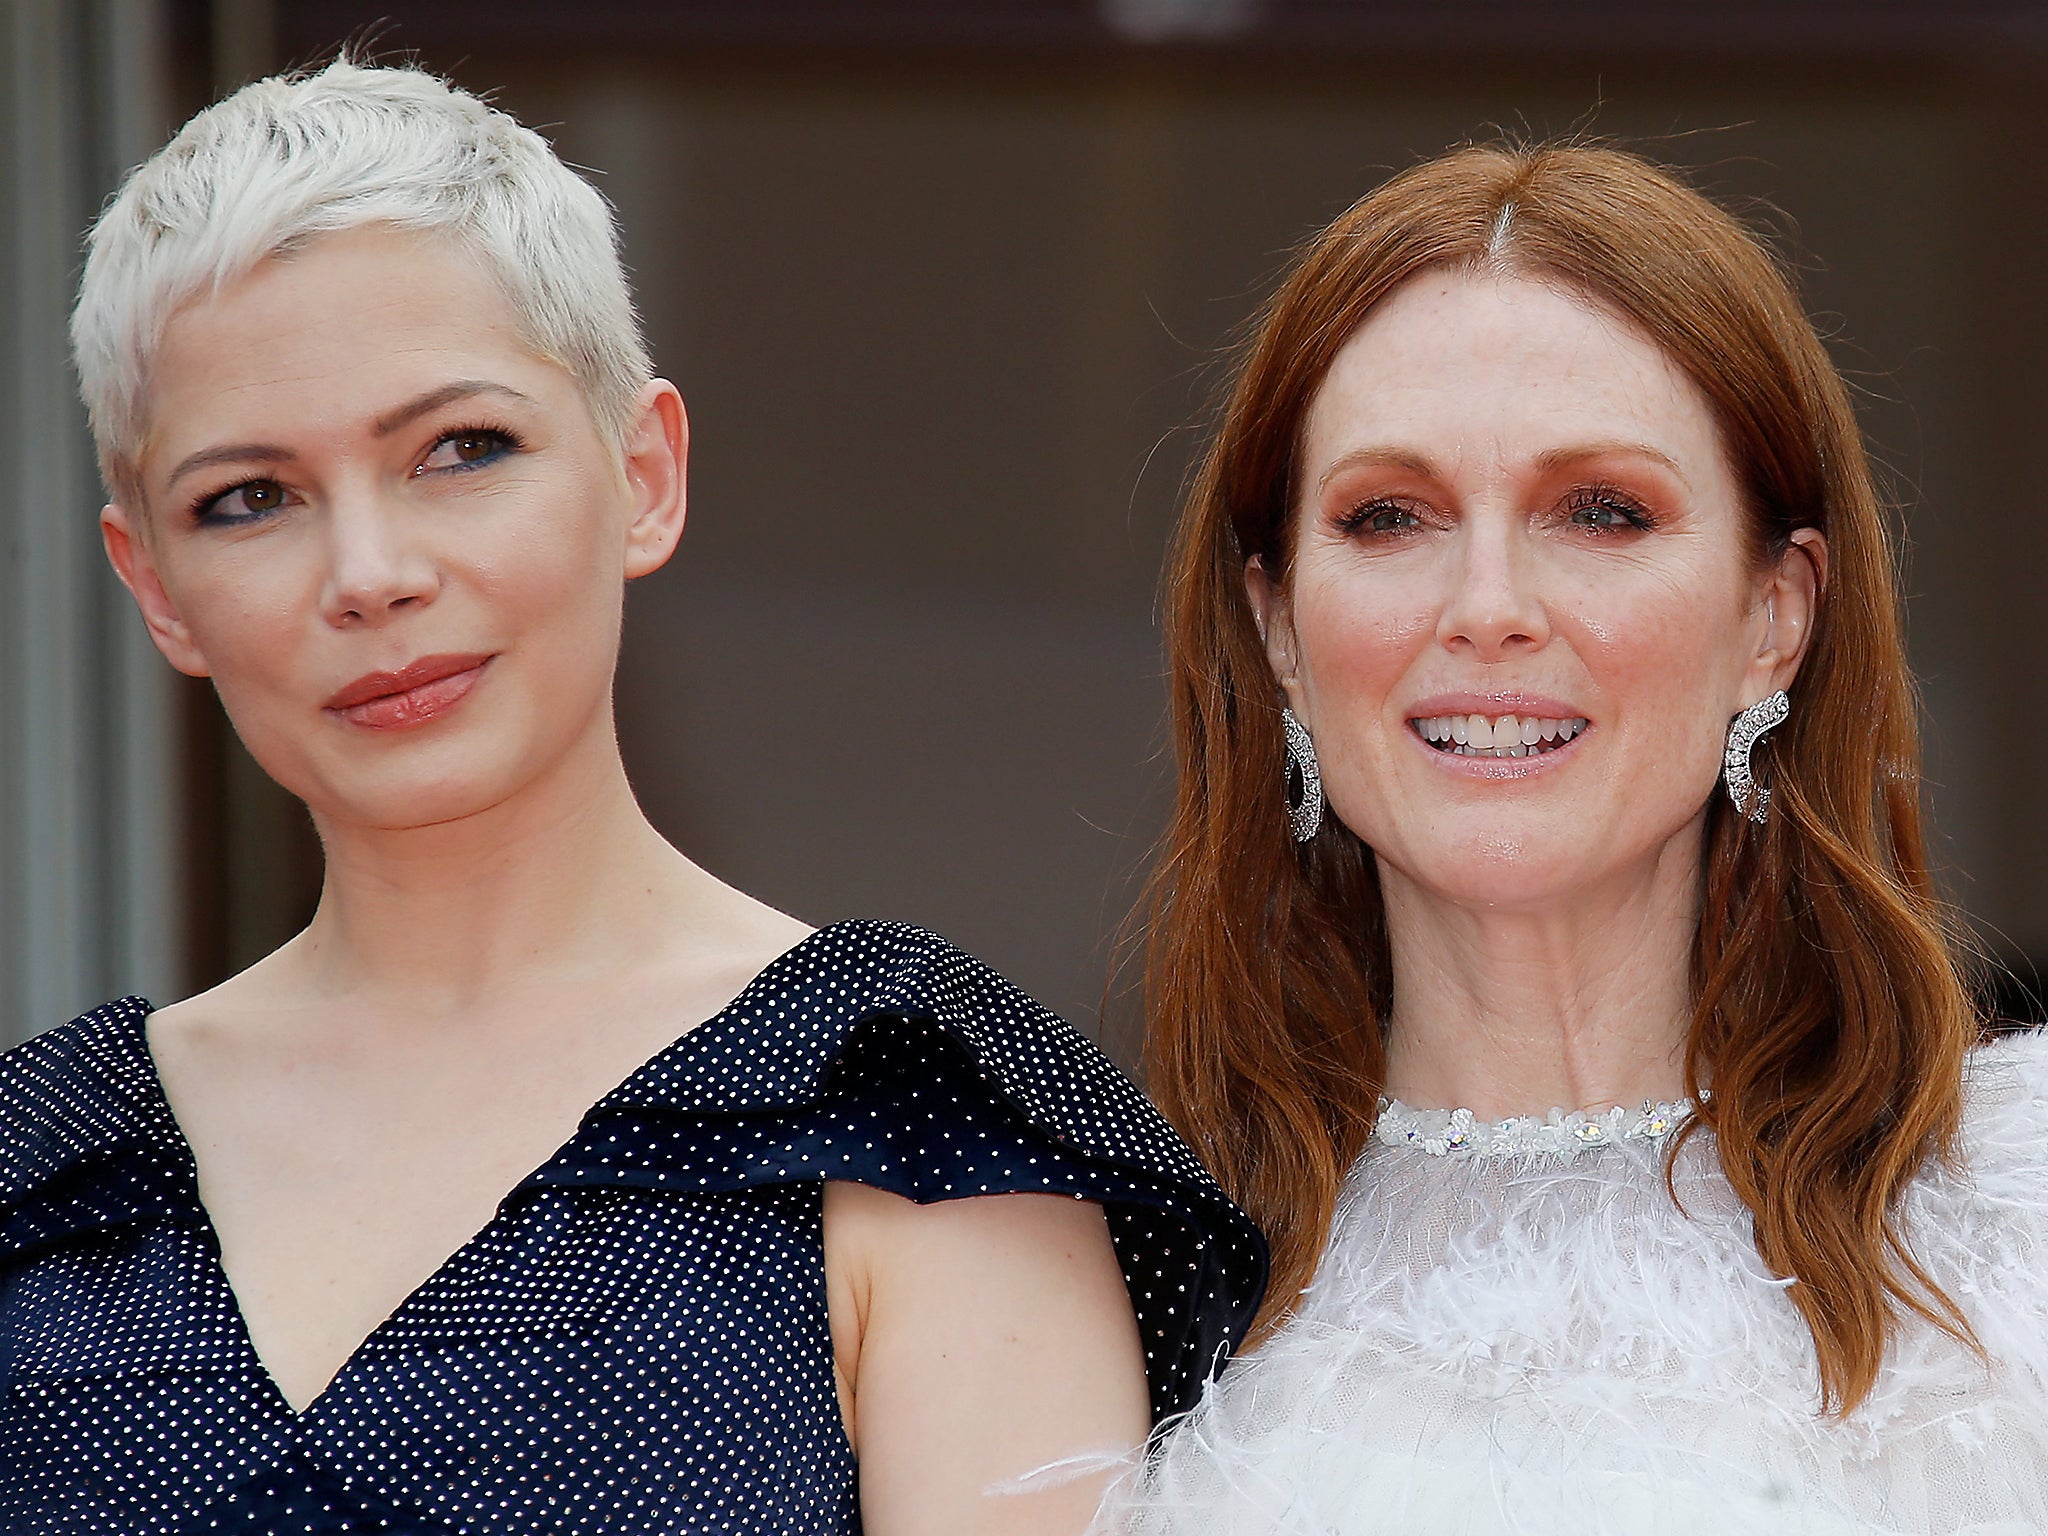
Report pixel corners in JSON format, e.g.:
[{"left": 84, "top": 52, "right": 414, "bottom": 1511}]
[{"left": 121, "top": 920, "right": 855, "bottom": 1419}]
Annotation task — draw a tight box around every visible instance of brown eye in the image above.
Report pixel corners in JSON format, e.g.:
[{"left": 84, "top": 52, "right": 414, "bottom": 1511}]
[
  {"left": 419, "top": 427, "right": 517, "bottom": 474},
  {"left": 197, "top": 478, "right": 291, "bottom": 524}
]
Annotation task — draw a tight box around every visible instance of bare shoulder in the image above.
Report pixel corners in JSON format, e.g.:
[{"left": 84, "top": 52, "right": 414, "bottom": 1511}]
[
  {"left": 651, "top": 859, "right": 814, "bottom": 1012},
  {"left": 824, "top": 1182, "right": 1148, "bottom": 1536},
  {"left": 142, "top": 945, "right": 315, "bottom": 1087},
  {"left": 688, "top": 900, "right": 814, "bottom": 1010},
  {"left": 823, "top": 1182, "right": 1141, "bottom": 1384},
  {"left": 825, "top": 1178, "right": 1127, "bottom": 1264}
]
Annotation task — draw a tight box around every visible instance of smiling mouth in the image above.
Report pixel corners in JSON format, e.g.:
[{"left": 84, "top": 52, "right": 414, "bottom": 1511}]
[{"left": 1412, "top": 713, "right": 1589, "bottom": 759}]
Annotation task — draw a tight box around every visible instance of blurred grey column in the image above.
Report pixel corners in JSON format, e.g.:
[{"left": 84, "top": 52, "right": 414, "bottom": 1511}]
[{"left": 1, "top": 0, "right": 182, "bottom": 1042}]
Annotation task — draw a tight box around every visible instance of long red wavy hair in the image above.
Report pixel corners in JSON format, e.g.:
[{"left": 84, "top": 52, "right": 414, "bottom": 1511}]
[{"left": 1143, "top": 141, "right": 1982, "bottom": 1414}]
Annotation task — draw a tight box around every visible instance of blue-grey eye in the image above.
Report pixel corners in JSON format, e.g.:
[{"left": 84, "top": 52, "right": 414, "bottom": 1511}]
[{"left": 1564, "top": 491, "right": 1652, "bottom": 531}]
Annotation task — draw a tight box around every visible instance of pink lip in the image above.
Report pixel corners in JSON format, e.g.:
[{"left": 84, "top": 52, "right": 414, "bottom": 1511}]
[{"left": 325, "top": 653, "right": 492, "bottom": 730}]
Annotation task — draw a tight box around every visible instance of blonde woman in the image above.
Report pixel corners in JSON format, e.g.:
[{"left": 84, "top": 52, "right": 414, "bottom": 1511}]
[{"left": 0, "top": 61, "right": 1262, "bottom": 1536}]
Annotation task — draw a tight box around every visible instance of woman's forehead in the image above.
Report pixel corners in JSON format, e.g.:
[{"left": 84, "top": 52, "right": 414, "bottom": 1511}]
[
  {"left": 1303, "top": 269, "right": 1721, "bottom": 483},
  {"left": 138, "top": 229, "right": 578, "bottom": 481}
]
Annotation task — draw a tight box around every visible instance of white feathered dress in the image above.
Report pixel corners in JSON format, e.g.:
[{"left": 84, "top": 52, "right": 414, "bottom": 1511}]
[{"left": 1100, "top": 1030, "right": 2048, "bottom": 1534}]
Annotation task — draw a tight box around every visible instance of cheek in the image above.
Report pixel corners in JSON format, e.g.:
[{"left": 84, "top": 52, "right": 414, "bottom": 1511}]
[
  {"left": 1289, "top": 562, "right": 1434, "bottom": 698},
  {"left": 171, "top": 557, "right": 319, "bottom": 697},
  {"left": 1557, "top": 573, "right": 1748, "bottom": 771},
  {"left": 476, "top": 487, "right": 630, "bottom": 684},
  {"left": 479, "top": 473, "right": 622, "bottom": 597}
]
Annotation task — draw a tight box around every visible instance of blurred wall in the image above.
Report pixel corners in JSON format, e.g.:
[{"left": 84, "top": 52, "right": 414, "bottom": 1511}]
[
  {"left": 0, "top": 0, "right": 193, "bottom": 1044},
  {"left": 150, "top": 1, "right": 2048, "bottom": 1058}
]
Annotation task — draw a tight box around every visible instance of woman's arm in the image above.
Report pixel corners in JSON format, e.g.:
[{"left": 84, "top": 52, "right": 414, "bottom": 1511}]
[{"left": 826, "top": 1181, "right": 1151, "bottom": 1536}]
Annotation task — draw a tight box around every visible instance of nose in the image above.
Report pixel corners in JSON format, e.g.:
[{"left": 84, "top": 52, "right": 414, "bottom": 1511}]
[
  {"left": 317, "top": 488, "right": 440, "bottom": 627},
  {"left": 1436, "top": 515, "right": 1549, "bottom": 660}
]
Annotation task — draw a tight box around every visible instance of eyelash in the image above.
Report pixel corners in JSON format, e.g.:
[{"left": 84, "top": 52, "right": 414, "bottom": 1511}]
[
  {"left": 1332, "top": 485, "right": 1658, "bottom": 539},
  {"left": 1561, "top": 484, "right": 1656, "bottom": 533},
  {"left": 1334, "top": 499, "right": 1425, "bottom": 538},
  {"left": 418, "top": 422, "right": 524, "bottom": 476},
  {"left": 188, "top": 422, "right": 527, "bottom": 526}
]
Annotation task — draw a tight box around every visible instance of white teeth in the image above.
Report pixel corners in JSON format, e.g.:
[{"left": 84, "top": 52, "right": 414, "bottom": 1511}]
[{"left": 1410, "top": 712, "right": 1589, "bottom": 758}]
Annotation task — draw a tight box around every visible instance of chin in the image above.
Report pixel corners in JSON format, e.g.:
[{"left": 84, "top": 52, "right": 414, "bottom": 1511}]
[
  {"left": 1376, "top": 825, "right": 1606, "bottom": 912},
  {"left": 351, "top": 783, "right": 518, "bottom": 833},
  {"left": 282, "top": 747, "right": 533, "bottom": 834}
]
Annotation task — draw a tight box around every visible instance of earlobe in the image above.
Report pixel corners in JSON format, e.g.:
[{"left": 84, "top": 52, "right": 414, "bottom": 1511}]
[
  {"left": 622, "top": 380, "right": 689, "bottom": 580},
  {"left": 100, "top": 504, "right": 211, "bottom": 678}
]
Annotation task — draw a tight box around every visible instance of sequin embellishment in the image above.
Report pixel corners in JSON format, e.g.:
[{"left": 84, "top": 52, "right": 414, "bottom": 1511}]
[{"left": 1373, "top": 1095, "right": 1698, "bottom": 1158}]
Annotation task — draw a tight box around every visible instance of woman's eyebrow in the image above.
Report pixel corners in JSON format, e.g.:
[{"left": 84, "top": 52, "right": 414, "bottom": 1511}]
[
  {"left": 162, "top": 381, "right": 542, "bottom": 494},
  {"left": 1535, "top": 440, "right": 1690, "bottom": 488},
  {"left": 165, "top": 441, "right": 292, "bottom": 491},
  {"left": 1315, "top": 446, "right": 1439, "bottom": 492},
  {"left": 373, "top": 379, "right": 537, "bottom": 437}
]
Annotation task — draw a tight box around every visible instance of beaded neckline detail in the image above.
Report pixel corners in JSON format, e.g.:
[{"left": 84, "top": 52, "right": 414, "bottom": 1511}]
[{"left": 1373, "top": 1095, "right": 1697, "bottom": 1158}]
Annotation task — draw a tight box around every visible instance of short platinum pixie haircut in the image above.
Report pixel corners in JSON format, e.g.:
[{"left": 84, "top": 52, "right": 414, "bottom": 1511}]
[{"left": 71, "top": 58, "right": 654, "bottom": 505}]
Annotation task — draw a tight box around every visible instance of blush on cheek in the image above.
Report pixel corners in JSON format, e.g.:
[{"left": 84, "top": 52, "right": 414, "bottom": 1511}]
[{"left": 1290, "top": 571, "right": 1433, "bottom": 681}]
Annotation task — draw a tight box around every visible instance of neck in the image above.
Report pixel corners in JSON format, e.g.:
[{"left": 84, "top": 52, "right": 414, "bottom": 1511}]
[
  {"left": 280, "top": 722, "right": 718, "bottom": 1019},
  {"left": 1377, "top": 823, "right": 1701, "bottom": 1120}
]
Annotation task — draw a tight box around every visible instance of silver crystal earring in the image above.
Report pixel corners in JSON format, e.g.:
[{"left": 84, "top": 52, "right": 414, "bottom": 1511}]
[
  {"left": 1282, "top": 706, "right": 1324, "bottom": 842},
  {"left": 1723, "top": 690, "right": 1789, "bottom": 824}
]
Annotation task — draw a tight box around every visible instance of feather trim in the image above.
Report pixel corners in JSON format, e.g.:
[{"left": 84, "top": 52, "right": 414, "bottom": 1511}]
[{"left": 1100, "top": 1032, "right": 2048, "bottom": 1534}]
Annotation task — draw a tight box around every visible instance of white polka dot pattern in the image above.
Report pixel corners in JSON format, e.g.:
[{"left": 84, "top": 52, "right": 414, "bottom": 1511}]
[{"left": 0, "top": 920, "right": 1266, "bottom": 1534}]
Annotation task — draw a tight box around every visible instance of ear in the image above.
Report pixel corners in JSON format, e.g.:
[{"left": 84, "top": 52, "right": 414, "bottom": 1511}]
[
  {"left": 1743, "top": 526, "right": 1826, "bottom": 701},
  {"left": 101, "top": 504, "right": 211, "bottom": 678},
  {"left": 621, "top": 379, "right": 688, "bottom": 581},
  {"left": 1243, "top": 555, "right": 1302, "bottom": 702}
]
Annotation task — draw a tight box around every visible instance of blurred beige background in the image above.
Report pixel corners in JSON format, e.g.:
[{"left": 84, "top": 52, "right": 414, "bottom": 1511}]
[{"left": 9, "top": 0, "right": 2046, "bottom": 1058}]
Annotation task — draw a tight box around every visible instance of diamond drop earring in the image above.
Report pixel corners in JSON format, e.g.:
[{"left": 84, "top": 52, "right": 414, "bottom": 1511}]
[
  {"left": 1282, "top": 706, "right": 1324, "bottom": 843},
  {"left": 1723, "top": 690, "right": 1790, "bottom": 824}
]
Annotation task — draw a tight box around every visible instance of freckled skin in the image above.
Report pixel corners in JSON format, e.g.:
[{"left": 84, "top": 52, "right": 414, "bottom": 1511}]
[
  {"left": 1281, "top": 271, "right": 1761, "bottom": 909},
  {"left": 1251, "top": 270, "right": 1822, "bottom": 1114}
]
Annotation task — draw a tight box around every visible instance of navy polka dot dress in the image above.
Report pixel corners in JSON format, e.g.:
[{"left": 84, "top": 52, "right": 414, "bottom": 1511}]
[{"left": 0, "top": 921, "right": 1265, "bottom": 1534}]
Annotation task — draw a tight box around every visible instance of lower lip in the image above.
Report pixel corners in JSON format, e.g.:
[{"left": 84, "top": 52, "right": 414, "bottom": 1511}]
[
  {"left": 1409, "top": 724, "right": 1586, "bottom": 777},
  {"left": 330, "top": 660, "right": 489, "bottom": 730}
]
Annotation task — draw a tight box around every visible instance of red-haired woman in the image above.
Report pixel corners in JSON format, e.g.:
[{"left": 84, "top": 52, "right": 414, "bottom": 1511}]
[{"left": 1101, "top": 143, "right": 2048, "bottom": 1531}]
